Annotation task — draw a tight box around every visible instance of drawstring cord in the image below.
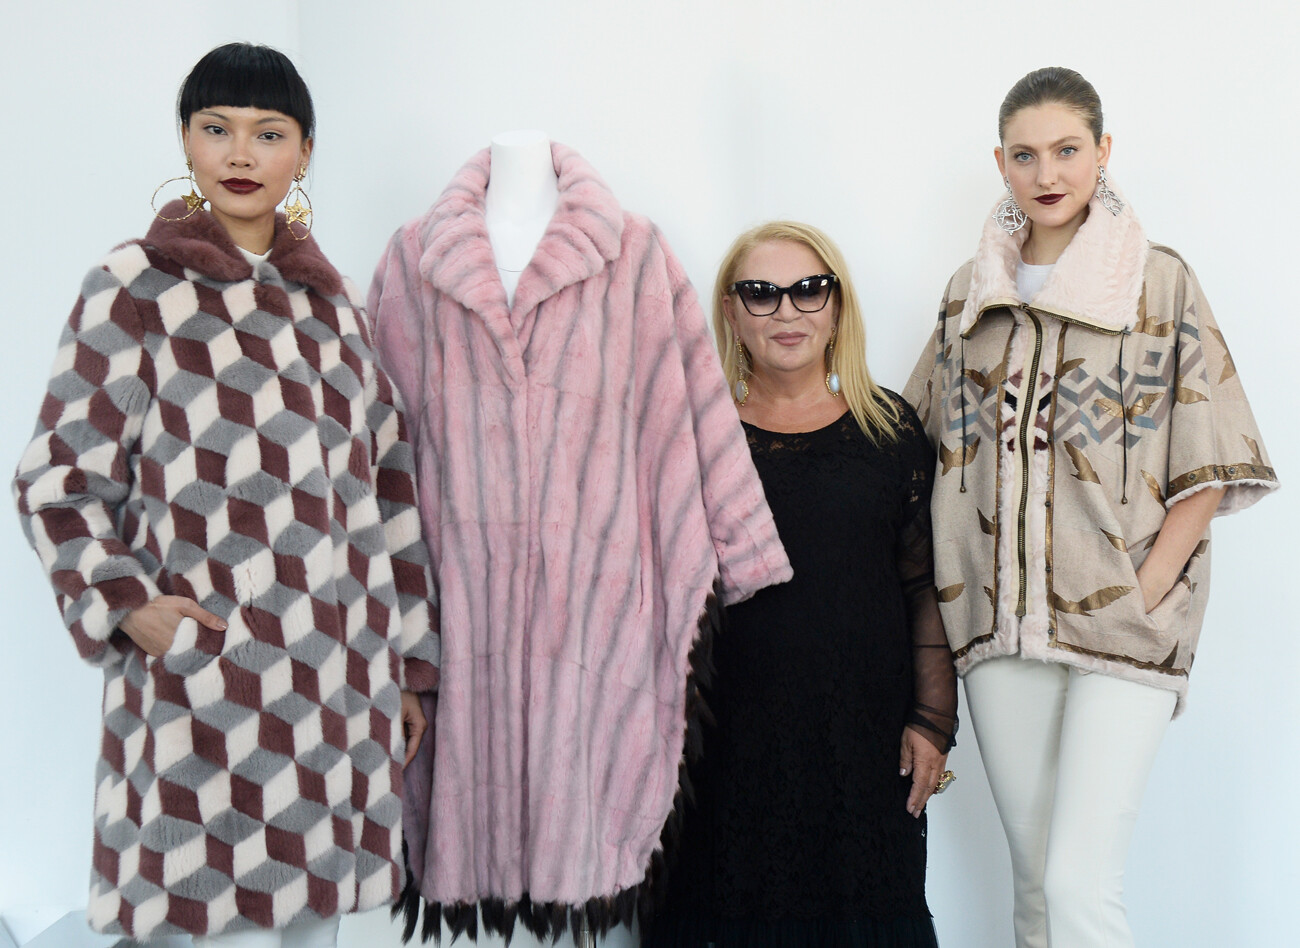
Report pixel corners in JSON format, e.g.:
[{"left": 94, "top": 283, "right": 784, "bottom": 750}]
[
  {"left": 959, "top": 335, "right": 967, "bottom": 493},
  {"left": 1119, "top": 331, "right": 1129, "bottom": 504}
]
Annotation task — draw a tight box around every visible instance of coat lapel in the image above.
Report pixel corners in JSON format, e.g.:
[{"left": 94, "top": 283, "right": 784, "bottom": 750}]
[
  {"left": 415, "top": 144, "right": 625, "bottom": 381},
  {"left": 145, "top": 201, "right": 343, "bottom": 297},
  {"left": 961, "top": 181, "right": 1147, "bottom": 336}
]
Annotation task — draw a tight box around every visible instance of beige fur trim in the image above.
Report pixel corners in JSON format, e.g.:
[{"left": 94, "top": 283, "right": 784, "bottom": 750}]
[{"left": 961, "top": 181, "right": 1148, "bottom": 336}]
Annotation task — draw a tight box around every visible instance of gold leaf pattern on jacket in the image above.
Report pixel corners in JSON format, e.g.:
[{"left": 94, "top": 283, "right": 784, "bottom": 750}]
[
  {"left": 1174, "top": 374, "right": 1208, "bottom": 404},
  {"left": 983, "top": 586, "right": 995, "bottom": 607},
  {"left": 1141, "top": 469, "right": 1166, "bottom": 505},
  {"left": 937, "top": 583, "right": 965, "bottom": 603},
  {"left": 1060, "top": 356, "right": 1086, "bottom": 374},
  {"left": 1100, "top": 528, "right": 1128, "bottom": 552},
  {"left": 1095, "top": 396, "right": 1124, "bottom": 419},
  {"left": 1207, "top": 324, "right": 1237, "bottom": 383},
  {"left": 939, "top": 437, "right": 980, "bottom": 475},
  {"left": 1064, "top": 440, "right": 1101, "bottom": 484},
  {"left": 1129, "top": 392, "right": 1164, "bottom": 417},
  {"left": 1243, "top": 434, "right": 1264, "bottom": 467},
  {"left": 964, "top": 357, "right": 1008, "bottom": 398},
  {"left": 1133, "top": 311, "right": 1176, "bottom": 337},
  {"left": 1049, "top": 584, "right": 1135, "bottom": 616},
  {"left": 1096, "top": 393, "right": 1163, "bottom": 422},
  {"left": 978, "top": 508, "right": 996, "bottom": 536}
]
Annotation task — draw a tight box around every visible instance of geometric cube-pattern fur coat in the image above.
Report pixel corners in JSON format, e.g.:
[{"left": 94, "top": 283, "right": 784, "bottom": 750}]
[
  {"left": 13, "top": 203, "right": 440, "bottom": 939},
  {"left": 904, "top": 183, "right": 1277, "bottom": 715},
  {"left": 369, "top": 144, "right": 792, "bottom": 941}
]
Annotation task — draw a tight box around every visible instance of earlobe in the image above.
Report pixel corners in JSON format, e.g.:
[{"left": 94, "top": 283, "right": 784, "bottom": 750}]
[{"left": 1098, "top": 133, "right": 1112, "bottom": 167}]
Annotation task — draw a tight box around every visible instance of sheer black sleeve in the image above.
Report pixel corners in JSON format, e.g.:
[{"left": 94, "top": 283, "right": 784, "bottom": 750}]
[{"left": 892, "top": 397, "right": 958, "bottom": 753}]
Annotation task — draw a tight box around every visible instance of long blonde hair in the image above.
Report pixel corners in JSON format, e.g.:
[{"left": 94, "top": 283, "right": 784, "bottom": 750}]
[{"left": 712, "top": 220, "right": 899, "bottom": 443}]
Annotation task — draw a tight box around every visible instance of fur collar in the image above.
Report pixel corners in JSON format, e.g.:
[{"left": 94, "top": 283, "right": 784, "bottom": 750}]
[
  {"left": 412, "top": 142, "right": 624, "bottom": 317},
  {"left": 960, "top": 180, "right": 1147, "bottom": 336},
  {"left": 143, "top": 201, "right": 344, "bottom": 296}
]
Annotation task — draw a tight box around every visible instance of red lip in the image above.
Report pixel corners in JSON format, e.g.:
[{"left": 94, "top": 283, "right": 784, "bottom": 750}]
[
  {"left": 220, "top": 178, "right": 262, "bottom": 194},
  {"left": 1035, "top": 194, "right": 1065, "bottom": 205}
]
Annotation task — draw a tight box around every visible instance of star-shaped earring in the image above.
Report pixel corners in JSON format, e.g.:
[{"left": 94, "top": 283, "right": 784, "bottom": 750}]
[{"left": 284, "top": 167, "right": 312, "bottom": 238}]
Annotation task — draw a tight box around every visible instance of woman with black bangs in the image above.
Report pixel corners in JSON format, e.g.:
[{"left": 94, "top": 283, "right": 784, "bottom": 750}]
[{"left": 13, "top": 43, "right": 439, "bottom": 947}]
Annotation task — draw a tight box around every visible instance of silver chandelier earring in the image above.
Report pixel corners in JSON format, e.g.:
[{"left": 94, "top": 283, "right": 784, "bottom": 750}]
[
  {"left": 1096, "top": 166, "right": 1124, "bottom": 216},
  {"left": 993, "top": 177, "right": 1027, "bottom": 234}
]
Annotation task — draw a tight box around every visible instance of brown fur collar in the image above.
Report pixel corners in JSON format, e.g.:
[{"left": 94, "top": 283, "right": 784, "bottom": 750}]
[
  {"left": 141, "top": 200, "right": 343, "bottom": 296},
  {"left": 961, "top": 179, "right": 1147, "bottom": 336}
]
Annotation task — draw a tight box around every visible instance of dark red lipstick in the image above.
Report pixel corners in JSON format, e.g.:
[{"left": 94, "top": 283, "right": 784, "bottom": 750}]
[
  {"left": 1035, "top": 194, "right": 1065, "bottom": 205},
  {"left": 220, "top": 178, "right": 262, "bottom": 194}
]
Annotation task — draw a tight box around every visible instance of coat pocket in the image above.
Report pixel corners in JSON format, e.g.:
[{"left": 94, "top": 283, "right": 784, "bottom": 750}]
[{"left": 149, "top": 615, "right": 227, "bottom": 676}]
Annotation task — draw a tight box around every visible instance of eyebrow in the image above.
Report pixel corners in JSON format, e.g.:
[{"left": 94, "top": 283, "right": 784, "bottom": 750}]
[
  {"left": 1008, "top": 135, "right": 1085, "bottom": 152},
  {"left": 197, "top": 109, "right": 291, "bottom": 125}
]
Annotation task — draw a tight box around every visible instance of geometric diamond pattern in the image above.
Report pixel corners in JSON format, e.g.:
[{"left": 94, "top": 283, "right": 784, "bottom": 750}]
[{"left": 14, "top": 207, "right": 440, "bottom": 939}]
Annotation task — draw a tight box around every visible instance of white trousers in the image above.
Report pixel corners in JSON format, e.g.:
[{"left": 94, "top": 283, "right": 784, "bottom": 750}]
[
  {"left": 191, "top": 917, "right": 340, "bottom": 948},
  {"left": 964, "top": 657, "right": 1176, "bottom": 948}
]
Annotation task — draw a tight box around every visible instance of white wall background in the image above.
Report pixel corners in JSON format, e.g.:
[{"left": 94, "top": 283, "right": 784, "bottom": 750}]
[{"left": 2, "top": 1, "right": 1295, "bottom": 945}]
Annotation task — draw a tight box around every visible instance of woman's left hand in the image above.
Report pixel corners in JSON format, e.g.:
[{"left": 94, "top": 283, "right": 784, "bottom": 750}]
[
  {"left": 900, "top": 727, "right": 949, "bottom": 818},
  {"left": 399, "top": 690, "right": 428, "bottom": 768}
]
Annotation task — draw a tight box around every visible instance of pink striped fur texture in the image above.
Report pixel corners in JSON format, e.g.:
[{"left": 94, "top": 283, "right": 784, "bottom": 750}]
[{"left": 369, "top": 144, "right": 792, "bottom": 942}]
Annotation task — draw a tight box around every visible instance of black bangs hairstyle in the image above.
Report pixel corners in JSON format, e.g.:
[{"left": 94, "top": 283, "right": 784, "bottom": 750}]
[{"left": 178, "top": 43, "right": 315, "bottom": 139}]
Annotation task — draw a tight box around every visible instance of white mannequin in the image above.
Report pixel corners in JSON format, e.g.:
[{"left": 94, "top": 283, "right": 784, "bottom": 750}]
[{"left": 484, "top": 129, "right": 560, "bottom": 306}]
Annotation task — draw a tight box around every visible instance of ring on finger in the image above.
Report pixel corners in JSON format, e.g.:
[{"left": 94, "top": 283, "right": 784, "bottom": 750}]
[{"left": 932, "top": 770, "right": 956, "bottom": 795}]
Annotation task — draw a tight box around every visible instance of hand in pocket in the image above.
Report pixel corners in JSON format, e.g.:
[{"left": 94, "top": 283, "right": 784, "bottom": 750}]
[{"left": 120, "top": 595, "right": 228, "bottom": 656}]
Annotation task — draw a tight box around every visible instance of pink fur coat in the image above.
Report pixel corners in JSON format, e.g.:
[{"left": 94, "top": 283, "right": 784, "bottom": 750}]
[{"left": 368, "top": 144, "right": 791, "bottom": 938}]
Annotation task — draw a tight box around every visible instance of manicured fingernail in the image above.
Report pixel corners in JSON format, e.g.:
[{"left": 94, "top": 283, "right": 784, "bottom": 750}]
[
  {"left": 900, "top": 768, "right": 908, "bottom": 776},
  {"left": 217, "top": 620, "right": 228, "bottom": 630}
]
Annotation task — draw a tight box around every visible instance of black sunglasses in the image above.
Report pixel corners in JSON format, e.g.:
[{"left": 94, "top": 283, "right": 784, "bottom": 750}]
[{"left": 729, "top": 274, "right": 839, "bottom": 316}]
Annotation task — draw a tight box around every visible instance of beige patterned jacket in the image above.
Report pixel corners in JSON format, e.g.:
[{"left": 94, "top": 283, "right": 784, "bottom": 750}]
[{"left": 904, "top": 187, "right": 1277, "bottom": 713}]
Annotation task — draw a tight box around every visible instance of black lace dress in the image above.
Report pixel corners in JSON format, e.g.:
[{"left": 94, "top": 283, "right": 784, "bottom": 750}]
[{"left": 648, "top": 395, "right": 956, "bottom": 948}]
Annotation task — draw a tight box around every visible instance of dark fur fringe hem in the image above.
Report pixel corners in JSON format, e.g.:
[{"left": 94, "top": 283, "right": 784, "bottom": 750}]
[{"left": 394, "top": 581, "right": 725, "bottom": 945}]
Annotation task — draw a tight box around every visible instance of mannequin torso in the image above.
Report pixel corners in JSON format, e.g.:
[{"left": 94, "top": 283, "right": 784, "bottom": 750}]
[{"left": 484, "top": 129, "right": 560, "bottom": 306}]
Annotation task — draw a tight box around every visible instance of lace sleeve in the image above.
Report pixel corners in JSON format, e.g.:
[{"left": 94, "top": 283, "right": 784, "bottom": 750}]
[{"left": 893, "top": 400, "right": 958, "bottom": 752}]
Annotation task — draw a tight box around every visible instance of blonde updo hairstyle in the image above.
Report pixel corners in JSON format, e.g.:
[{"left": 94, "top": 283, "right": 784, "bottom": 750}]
[{"left": 712, "top": 220, "right": 900, "bottom": 443}]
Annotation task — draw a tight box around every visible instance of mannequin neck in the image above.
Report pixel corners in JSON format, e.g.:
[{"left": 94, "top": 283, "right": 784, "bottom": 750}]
[{"left": 485, "top": 130, "right": 560, "bottom": 303}]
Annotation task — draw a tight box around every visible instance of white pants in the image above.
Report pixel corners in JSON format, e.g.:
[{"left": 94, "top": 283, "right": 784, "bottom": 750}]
[
  {"left": 964, "top": 657, "right": 1176, "bottom": 948},
  {"left": 191, "top": 917, "right": 340, "bottom": 948}
]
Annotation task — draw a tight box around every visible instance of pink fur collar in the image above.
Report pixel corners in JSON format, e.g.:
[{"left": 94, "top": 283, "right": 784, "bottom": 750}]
[
  {"left": 411, "top": 142, "right": 624, "bottom": 317},
  {"left": 143, "top": 201, "right": 344, "bottom": 296},
  {"left": 960, "top": 180, "right": 1147, "bottom": 336}
]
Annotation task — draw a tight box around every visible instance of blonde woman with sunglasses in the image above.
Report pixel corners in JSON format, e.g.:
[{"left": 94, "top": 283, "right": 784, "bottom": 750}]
[{"left": 646, "top": 221, "right": 957, "bottom": 948}]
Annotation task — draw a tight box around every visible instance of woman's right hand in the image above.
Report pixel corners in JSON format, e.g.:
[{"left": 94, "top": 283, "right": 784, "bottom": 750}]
[{"left": 119, "top": 595, "right": 229, "bottom": 657}]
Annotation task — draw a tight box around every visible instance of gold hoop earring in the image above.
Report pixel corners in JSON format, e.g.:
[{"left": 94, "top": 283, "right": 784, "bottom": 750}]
[
  {"left": 284, "top": 167, "right": 313, "bottom": 240},
  {"left": 825, "top": 326, "right": 841, "bottom": 396},
  {"left": 151, "top": 155, "right": 207, "bottom": 221},
  {"left": 734, "top": 338, "right": 750, "bottom": 406}
]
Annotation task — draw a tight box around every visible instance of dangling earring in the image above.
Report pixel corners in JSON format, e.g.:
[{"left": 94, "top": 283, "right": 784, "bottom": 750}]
[
  {"left": 993, "top": 177, "right": 1027, "bottom": 234},
  {"left": 1096, "top": 166, "right": 1124, "bottom": 216},
  {"left": 733, "top": 338, "right": 750, "bottom": 406},
  {"left": 151, "top": 155, "right": 207, "bottom": 221},
  {"left": 825, "top": 327, "right": 841, "bottom": 396},
  {"left": 284, "top": 166, "right": 313, "bottom": 239}
]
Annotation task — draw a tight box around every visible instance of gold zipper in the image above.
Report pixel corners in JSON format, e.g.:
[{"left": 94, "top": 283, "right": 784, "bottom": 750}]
[
  {"left": 1015, "top": 310, "right": 1044, "bottom": 618},
  {"left": 972, "top": 299, "right": 1124, "bottom": 337}
]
